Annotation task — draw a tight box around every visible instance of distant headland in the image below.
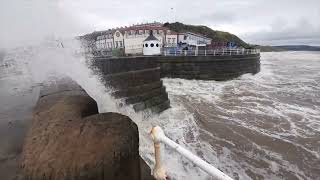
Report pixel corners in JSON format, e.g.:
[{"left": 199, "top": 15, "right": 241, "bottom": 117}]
[{"left": 253, "top": 45, "right": 320, "bottom": 52}]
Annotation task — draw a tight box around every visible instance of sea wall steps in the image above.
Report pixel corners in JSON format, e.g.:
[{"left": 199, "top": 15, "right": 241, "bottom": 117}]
[{"left": 91, "top": 58, "right": 170, "bottom": 113}]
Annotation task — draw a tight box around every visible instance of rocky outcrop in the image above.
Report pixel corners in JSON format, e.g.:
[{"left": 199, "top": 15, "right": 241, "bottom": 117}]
[{"left": 19, "top": 78, "right": 153, "bottom": 180}]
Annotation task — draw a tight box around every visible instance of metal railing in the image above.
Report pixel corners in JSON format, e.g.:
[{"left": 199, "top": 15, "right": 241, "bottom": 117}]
[
  {"left": 150, "top": 126, "right": 234, "bottom": 180},
  {"left": 91, "top": 48, "right": 260, "bottom": 57},
  {"left": 161, "top": 48, "right": 260, "bottom": 56}
]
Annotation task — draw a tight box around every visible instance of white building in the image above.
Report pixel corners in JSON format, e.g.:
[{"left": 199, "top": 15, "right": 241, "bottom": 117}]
[
  {"left": 123, "top": 27, "right": 166, "bottom": 55},
  {"left": 143, "top": 31, "right": 161, "bottom": 55},
  {"left": 93, "top": 23, "right": 213, "bottom": 55},
  {"left": 164, "top": 30, "right": 178, "bottom": 47},
  {"left": 113, "top": 30, "right": 124, "bottom": 49},
  {"left": 178, "top": 32, "right": 212, "bottom": 47},
  {"left": 96, "top": 31, "right": 114, "bottom": 50}
]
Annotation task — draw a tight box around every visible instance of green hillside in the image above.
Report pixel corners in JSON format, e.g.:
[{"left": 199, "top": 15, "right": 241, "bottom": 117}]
[{"left": 163, "top": 22, "right": 249, "bottom": 48}]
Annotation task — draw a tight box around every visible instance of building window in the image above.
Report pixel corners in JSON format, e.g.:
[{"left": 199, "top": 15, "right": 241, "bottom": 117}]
[
  {"left": 168, "top": 38, "right": 171, "bottom": 43},
  {"left": 119, "top": 41, "right": 123, "bottom": 47},
  {"left": 156, "top": 44, "right": 159, "bottom": 47},
  {"left": 143, "top": 44, "right": 144, "bottom": 47},
  {"left": 151, "top": 43, "right": 154, "bottom": 47},
  {"left": 145, "top": 43, "right": 148, "bottom": 47},
  {"left": 116, "top": 41, "right": 119, "bottom": 48},
  {"left": 172, "top": 38, "right": 176, "bottom": 43}
]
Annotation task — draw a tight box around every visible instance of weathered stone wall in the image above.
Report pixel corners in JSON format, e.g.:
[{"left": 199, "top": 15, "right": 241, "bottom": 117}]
[
  {"left": 156, "top": 54, "right": 261, "bottom": 80},
  {"left": 19, "top": 78, "right": 154, "bottom": 180},
  {"left": 91, "top": 54, "right": 260, "bottom": 113},
  {"left": 91, "top": 58, "right": 170, "bottom": 113}
]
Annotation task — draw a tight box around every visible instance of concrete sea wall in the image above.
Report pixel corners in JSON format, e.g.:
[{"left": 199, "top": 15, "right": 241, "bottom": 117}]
[
  {"left": 19, "top": 78, "right": 154, "bottom": 180},
  {"left": 156, "top": 54, "right": 261, "bottom": 80},
  {"left": 91, "top": 57, "right": 170, "bottom": 113},
  {"left": 91, "top": 54, "right": 260, "bottom": 113}
]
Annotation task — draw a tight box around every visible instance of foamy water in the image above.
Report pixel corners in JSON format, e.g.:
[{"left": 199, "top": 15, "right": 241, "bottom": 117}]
[
  {"left": 1, "top": 47, "right": 319, "bottom": 179},
  {"left": 161, "top": 51, "right": 320, "bottom": 179}
]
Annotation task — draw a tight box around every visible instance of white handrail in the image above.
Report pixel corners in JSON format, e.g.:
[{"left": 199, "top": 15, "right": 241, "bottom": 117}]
[{"left": 150, "top": 126, "right": 234, "bottom": 180}]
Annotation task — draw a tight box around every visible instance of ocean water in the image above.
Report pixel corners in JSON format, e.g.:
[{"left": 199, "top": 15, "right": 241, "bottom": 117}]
[
  {"left": 159, "top": 52, "right": 320, "bottom": 180},
  {"left": 0, "top": 46, "right": 319, "bottom": 180}
]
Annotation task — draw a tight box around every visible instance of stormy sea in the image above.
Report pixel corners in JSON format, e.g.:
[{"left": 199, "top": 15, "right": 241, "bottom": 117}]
[{"left": 0, "top": 46, "right": 319, "bottom": 180}]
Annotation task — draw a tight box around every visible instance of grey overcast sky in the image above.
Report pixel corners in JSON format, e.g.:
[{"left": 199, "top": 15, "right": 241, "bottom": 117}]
[{"left": 1, "top": 0, "right": 320, "bottom": 48}]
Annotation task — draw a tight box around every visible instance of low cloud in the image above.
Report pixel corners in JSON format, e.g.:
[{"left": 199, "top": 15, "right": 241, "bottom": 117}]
[
  {"left": 0, "top": 0, "right": 88, "bottom": 48},
  {"left": 1, "top": 0, "right": 319, "bottom": 47},
  {"left": 242, "top": 18, "right": 320, "bottom": 45}
]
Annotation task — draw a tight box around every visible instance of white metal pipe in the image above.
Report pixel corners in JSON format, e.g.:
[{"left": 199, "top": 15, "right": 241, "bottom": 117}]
[{"left": 150, "top": 126, "right": 234, "bottom": 180}]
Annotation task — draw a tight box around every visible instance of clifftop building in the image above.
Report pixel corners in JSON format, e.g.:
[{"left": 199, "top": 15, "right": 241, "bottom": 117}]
[{"left": 94, "top": 22, "right": 212, "bottom": 55}]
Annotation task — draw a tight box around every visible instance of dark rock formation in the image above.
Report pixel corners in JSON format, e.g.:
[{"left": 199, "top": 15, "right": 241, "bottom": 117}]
[{"left": 19, "top": 78, "right": 154, "bottom": 180}]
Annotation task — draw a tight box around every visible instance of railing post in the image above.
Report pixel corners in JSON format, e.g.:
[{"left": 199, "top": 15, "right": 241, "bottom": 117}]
[
  {"left": 214, "top": 50, "right": 216, "bottom": 56},
  {"left": 205, "top": 49, "right": 206, "bottom": 56},
  {"left": 222, "top": 49, "right": 224, "bottom": 55},
  {"left": 150, "top": 126, "right": 234, "bottom": 180}
]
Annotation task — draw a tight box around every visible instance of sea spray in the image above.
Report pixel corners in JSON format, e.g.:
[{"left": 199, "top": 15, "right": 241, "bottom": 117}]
[{"left": 3, "top": 40, "right": 216, "bottom": 179}]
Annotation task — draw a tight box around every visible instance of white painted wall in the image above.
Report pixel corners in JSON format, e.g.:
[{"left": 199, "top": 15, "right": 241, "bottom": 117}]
[
  {"left": 165, "top": 34, "right": 178, "bottom": 47},
  {"left": 143, "top": 40, "right": 161, "bottom": 55},
  {"left": 113, "top": 30, "right": 124, "bottom": 48},
  {"left": 124, "top": 33, "right": 163, "bottom": 55}
]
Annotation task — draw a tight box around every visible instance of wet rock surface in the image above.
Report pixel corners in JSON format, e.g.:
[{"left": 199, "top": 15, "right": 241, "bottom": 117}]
[{"left": 19, "top": 78, "right": 154, "bottom": 180}]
